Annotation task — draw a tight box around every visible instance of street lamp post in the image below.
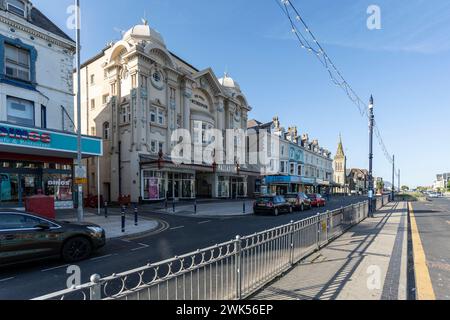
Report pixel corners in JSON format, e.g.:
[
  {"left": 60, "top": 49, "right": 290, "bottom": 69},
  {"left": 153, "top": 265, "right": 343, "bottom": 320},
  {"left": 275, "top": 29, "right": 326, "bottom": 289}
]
[
  {"left": 392, "top": 155, "right": 395, "bottom": 200},
  {"left": 368, "top": 96, "right": 375, "bottom": 217},
  {"left": 75, "top": 0, "right": 83, "bottom": 222}
]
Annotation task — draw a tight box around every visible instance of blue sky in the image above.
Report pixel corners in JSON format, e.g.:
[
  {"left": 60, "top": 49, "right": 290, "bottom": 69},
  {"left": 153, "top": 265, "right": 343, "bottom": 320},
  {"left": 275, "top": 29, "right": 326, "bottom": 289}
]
[{"left": 35, "top": 0, "right": 450, "bottom": 187}]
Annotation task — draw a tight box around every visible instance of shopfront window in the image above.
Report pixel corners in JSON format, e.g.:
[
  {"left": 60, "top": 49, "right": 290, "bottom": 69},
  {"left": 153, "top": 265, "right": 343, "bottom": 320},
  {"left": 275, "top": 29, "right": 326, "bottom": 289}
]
[
  {"left": 0, "top": 159, "right": 73, "bottom": 206},
  {"left": 167, "top": 172, "right": 195, "bottom": 199},
  {"left": 218, "top": 177, "right": 230, "bottom": 198},
  {"left": 43, "top": 174, "right": 72, "bottom": 201},
  {"left": 142, "top": 171, "right": 166, "bottom": 201}
]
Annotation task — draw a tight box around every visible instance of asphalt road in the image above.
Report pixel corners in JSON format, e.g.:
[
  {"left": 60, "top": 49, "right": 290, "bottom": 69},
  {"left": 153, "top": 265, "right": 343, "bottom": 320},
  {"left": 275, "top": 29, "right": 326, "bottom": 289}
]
[
  {"left": 411, "top": 197, "right": 450, "bottom": 300},
  {"left": 0, "top": 196, "right": 366, "bottom": 300}
]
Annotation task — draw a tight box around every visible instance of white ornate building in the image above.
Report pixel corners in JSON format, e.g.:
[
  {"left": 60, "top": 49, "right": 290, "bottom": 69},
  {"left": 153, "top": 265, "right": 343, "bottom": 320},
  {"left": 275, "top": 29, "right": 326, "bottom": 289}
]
[{"left": 75, "top": 21, "right": 256, "bottom": 203}]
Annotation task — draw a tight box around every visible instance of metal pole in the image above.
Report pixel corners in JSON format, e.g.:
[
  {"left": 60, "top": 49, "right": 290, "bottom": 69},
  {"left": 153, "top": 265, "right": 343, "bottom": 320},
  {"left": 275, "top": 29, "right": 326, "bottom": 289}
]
[
  {"left": 97, "top": 157, "right": 100, "bottom": 215},
  {"left": 398, "top": 169, "right": 401, "bottom": 194},
  {"left": 121, "top": 206, "right": 126, "bottom": 233},
  {"left": 75, "top": 0, "right": 83, "bottom": 222},
  {"left": 368, "top": 95, "right": 375, "bottom": 217},
  {"left": 392, "top": 155, "right": 395, "bottom": 200},
  {"left": 134, "top": 204, "right": 138, "bottom": 226}
]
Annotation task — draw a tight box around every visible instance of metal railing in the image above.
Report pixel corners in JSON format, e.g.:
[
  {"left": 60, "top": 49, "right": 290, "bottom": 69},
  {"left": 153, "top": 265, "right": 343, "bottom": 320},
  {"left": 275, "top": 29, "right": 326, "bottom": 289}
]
[{"left": 34, "top": 195, "right": 391, "bottom": 300}]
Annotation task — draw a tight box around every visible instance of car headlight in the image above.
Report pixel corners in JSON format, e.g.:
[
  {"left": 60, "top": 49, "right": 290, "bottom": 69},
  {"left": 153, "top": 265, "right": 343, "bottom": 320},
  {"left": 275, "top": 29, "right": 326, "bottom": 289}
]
[{"left": 87, "top": 226, "right": 104, "bottom": 236}]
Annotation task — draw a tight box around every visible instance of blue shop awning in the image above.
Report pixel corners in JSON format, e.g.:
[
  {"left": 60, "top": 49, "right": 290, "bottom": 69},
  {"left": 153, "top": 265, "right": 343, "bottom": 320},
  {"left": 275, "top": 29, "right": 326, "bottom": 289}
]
[
  {"left": 0, "top": 122, "right": 103, "bottom": 158},
  {"left": 264, "top": 175, "right": 317, "bottom": 186}
]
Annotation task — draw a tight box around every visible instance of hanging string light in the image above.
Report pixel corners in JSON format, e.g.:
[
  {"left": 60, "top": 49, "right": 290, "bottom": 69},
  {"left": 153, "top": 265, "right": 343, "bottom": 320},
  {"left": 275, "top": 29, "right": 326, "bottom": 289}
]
[{"left": 275, "top": 0, "right": 394, "bottom": 165}]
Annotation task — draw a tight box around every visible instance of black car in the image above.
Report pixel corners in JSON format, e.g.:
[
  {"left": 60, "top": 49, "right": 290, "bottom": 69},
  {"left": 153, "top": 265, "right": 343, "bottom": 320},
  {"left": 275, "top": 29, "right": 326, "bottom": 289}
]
[
  {"left": 284, "top": 192, "right": 312, "bottom": 211},
  {"left": 253, "top": 196, "right": 293, "bottom": 216},
  {"left": 0, "top": 211, "right": 106, "bottom": 267}
]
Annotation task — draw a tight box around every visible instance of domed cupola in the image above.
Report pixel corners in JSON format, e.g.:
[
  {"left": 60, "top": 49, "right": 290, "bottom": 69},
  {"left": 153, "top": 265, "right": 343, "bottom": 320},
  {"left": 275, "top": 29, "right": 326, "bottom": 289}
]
[
  {"left": 123, "top": 19, "right": 165, "bottom": 47},
  {"left": 218, "top": 72, "right": 241, "bottom": 92}
]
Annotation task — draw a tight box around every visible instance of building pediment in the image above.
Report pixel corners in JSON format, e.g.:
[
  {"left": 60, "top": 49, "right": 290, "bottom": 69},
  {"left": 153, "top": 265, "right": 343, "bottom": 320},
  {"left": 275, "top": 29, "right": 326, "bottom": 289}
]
[{"left": 193, "top": 68, "right": 224, "bottom": 97}]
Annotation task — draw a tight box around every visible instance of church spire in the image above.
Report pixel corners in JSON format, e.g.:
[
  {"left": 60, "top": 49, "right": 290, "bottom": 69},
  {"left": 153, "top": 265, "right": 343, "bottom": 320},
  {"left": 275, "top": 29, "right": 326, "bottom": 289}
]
[{"left": 336, "top": 134, "right": 345, "bottom": 157}]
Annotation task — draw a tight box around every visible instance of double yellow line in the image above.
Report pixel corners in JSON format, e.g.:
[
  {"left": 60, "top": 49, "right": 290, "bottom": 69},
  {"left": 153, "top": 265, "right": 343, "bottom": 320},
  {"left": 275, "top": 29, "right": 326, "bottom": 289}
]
[{"left": 408, "top": 202, "right": 436, "bottom": 300}]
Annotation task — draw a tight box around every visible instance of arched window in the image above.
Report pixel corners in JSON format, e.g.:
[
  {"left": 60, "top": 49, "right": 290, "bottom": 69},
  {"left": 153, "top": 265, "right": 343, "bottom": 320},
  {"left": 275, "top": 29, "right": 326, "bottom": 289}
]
[{"left": 103, "top": 122, "right": 110, "bottom": 140}]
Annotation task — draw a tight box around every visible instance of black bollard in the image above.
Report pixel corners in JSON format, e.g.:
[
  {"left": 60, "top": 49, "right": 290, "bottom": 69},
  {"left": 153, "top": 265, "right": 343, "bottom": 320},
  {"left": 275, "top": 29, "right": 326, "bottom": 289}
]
[
  {"left": 121, "top": 206, "right": 126, "bottom": 233},
  {"left": 134, "top": 204, "right": 138, "bottom": 226},
  {"left": 104, "top": 201, "right": 108, "bottom": 218},
  {"left": 243, "top": 201, "right": 246, "bottom": 214},
  {"left": 173, "top": 199, "right": 176, "bottom": 213},
  {"left": 194, "top": 200, "right": 197, "bottom": 214}
]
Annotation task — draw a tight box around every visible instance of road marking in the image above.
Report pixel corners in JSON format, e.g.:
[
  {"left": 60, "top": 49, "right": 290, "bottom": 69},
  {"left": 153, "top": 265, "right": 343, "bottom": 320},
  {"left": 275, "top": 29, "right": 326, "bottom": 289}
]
[
  {"left": 41, "top": 264, "right": 70, "bottom": 272},
  {"left": 170, "top": 226, "right": 185, "bottom": 231},
  {"left": 198, "top": 220, "right": 211, "bottom": 225},
  {"left": 0, "top": 277, "right": 15, "bottom": 282},
  {"left": 409, "top": 202, "right": 436, "bottom": 300},
  {"left": 131, "top": 243, "right": 150, "bottom": 252},
  {"left": 90, "top": 254, "right": 113, "bottom": 261}
]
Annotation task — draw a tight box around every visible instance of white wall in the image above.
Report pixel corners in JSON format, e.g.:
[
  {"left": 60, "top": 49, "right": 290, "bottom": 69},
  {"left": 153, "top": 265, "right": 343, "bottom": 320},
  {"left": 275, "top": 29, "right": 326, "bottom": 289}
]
[{"left": 0, "top": 11, "right": 75, "bottom": 131}]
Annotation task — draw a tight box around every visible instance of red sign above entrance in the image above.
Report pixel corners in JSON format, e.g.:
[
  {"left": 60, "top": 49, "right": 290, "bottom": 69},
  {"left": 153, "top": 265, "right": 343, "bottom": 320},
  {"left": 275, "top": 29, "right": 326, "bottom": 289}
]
[{"left": 0, "top": 125, "right": 51, "bottom": 144}]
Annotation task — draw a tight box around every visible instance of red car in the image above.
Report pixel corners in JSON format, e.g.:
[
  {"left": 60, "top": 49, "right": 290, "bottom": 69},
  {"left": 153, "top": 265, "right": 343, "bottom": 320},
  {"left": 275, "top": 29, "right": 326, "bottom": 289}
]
[{"left": 308, "top": 194, "right": 326, "bottom": 207}]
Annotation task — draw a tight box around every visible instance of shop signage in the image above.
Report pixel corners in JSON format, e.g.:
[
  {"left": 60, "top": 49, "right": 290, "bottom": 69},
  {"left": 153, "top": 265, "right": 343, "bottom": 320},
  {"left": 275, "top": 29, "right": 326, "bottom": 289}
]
[
  {"left": 0, "top": 123, "right": 102, "bottom": 156},
  {"left": 0, "top": 125, "right": 51, "bottom": 143},
  {"left": 47, "top": 179, "right": 72, "bottom": 187}
]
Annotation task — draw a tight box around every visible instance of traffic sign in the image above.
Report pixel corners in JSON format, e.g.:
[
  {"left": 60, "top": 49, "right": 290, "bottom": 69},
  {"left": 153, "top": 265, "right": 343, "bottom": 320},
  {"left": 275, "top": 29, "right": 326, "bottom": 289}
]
[{"left": 75, "top": 178, "right": 87, "bottom": 185}]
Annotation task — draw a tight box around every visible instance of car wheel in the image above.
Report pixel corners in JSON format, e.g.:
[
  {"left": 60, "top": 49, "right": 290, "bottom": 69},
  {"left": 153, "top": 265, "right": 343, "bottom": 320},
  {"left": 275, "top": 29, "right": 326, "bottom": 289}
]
[
  {"left": 62, "top": 237, "right": 93, "bottom": 262},
  {"left": 274, "top": 208, "right": 279, "bottom": 216}
]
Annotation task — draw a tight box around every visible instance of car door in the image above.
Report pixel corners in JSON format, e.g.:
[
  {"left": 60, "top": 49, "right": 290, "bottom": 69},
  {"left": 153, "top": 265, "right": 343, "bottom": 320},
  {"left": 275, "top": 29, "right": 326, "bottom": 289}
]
[
  {"left": 0, "top": 213, "right": 60, "bottom": 265},
  {"left": 278, "top": 196, "right": 288, "bottom": 212}
]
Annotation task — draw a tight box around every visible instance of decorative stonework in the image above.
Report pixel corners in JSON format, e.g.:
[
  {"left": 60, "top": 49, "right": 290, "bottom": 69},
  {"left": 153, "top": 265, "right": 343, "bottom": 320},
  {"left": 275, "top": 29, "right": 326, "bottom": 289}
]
[
  {"left": 183, "top": 89, "right": 192, "bottom": 99},
  {"left": 150, "top": 68, "right": 164, "bottom": 90}
]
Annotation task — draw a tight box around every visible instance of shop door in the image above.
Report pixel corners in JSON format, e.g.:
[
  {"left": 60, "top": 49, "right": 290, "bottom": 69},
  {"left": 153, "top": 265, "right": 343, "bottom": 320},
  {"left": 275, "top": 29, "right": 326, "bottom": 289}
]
[
  {"left": 21, "top": 174, "right": 41, "bottom": 199},
  {"left": 0, "top": 173, "right": 20, "bottom": 207},
  {"left": 174, "top": 180, "right": 180, "bottom": 199}
]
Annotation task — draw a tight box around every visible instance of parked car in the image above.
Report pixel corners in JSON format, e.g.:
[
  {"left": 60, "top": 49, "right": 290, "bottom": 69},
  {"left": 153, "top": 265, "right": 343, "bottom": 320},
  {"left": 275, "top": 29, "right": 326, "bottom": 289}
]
[
  {"left": 0, "top": 211, "right": 106, "bottom": 267},
  {"left": 308, "top": 194, "right": 326, "bottom": 207},
  {"left": 253, "top": 196, "right": 293, "bottom": 216},
  {"left": 284, "top": 192, "right": 311, "bottom": 211}
]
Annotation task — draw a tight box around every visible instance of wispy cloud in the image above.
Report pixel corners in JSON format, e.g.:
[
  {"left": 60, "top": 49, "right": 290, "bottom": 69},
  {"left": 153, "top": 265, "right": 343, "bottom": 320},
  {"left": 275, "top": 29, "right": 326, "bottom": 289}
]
[{"left": 266, "top": 0, "right": 450, "bottom": 55}]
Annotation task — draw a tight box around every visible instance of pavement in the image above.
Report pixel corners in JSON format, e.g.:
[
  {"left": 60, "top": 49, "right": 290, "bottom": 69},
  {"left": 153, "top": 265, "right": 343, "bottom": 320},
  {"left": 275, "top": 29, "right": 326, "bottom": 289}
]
[
  {"left": 56, "top": 208, "right": 161, "bottom": 239},
  {"left": 410, "top": 197, "right": 450, "bottom": 300},
  {"left": 0, "top": 196, "right": 367, "bottom": 300},
  {"left": 253, "top": 201, "right": 409, "bottom": 300}
]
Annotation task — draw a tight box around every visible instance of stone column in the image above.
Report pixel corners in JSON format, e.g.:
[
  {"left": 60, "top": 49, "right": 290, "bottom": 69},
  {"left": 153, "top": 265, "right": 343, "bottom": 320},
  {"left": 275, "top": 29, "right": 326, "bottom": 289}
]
[{"left": 183, "top": 87, "right": 192, "bottom": 131}]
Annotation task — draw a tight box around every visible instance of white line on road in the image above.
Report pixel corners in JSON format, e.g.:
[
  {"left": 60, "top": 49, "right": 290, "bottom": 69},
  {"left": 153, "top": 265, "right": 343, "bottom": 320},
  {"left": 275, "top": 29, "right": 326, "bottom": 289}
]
[
  {"left": 41, "top": 264, "right": 70, "bottom": 272},
  {"left": 170, "top": 226, "right": 185, "bottom": 231},
  {"left": 0, "top": 277, "right": 15, "bottom": 282},
  {"left": 131, "top": 243, "right": 150, "bottom": 252},
  {"left": 90, "top": 254, "right": 113, "bottom": 261},
  {"left": 198, "top": 220, "right": 211, "bottom": 224}
]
